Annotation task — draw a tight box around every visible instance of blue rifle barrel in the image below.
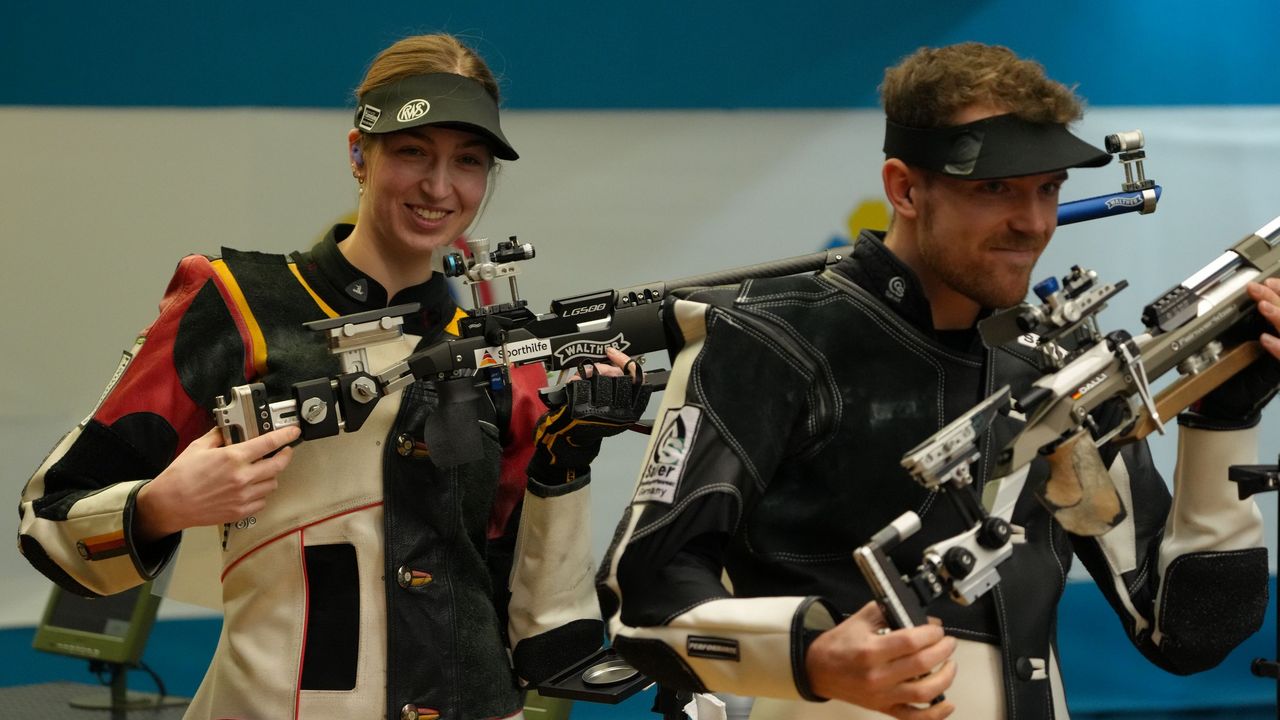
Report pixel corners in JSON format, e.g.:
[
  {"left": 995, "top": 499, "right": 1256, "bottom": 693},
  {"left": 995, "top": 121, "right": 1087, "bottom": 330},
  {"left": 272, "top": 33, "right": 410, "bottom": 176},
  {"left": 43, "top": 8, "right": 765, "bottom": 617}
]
[{"left": 1057, "top": 185, "right": 1162, "bottom": 226}]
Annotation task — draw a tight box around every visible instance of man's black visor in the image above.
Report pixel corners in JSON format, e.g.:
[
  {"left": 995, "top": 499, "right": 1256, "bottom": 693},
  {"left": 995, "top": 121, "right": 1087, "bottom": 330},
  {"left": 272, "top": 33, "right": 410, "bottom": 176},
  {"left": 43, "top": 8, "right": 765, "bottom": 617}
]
[
  {"left": 883, "top": 113, "right": 1109, "bottom": 179},
  {"left": 354, "top": 73, "right": 518, "bottom": 161}
]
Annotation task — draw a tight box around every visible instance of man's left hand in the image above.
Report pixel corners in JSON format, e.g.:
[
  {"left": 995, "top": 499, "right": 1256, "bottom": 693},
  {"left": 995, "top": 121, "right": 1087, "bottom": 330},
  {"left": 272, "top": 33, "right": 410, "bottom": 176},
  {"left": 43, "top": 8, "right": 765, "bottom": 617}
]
[
  {"left": 1252, "top": 278, "right": 1280, "bottom": 359},
  {"left": 1182, "top": 279, "right": 1280, "bottom": 430}
]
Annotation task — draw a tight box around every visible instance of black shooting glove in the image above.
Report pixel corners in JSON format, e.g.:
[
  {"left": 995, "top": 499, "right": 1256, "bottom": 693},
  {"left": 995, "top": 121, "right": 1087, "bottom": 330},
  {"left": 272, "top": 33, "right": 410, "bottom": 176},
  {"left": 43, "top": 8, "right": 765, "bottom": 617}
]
[
  {"left": 527, "top": 365, "right": 653, "bottom": 485},
  {"left": 1179, "top": 312, "right": 1280, "bottom": 431}
]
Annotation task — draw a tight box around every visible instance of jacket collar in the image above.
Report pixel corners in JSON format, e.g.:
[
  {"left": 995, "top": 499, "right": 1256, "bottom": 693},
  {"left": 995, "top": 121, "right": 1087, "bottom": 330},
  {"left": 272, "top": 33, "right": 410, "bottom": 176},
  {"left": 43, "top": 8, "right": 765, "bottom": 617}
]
[
  {"left": 837, "top": 230, "right": 936, "bottom": 332},
  {"left": 294, "top": 224, "right": 457, "bottom": 339},
  {"left": 835, "top": 230, "right": 989, "bottom": 353}
]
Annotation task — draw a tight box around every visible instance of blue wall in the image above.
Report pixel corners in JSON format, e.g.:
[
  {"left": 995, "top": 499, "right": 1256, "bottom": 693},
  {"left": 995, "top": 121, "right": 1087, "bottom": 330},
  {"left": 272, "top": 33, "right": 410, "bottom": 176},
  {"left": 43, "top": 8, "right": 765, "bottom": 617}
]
[{"left": 5, "top": 1, "right": 1280, "bottom": 108}]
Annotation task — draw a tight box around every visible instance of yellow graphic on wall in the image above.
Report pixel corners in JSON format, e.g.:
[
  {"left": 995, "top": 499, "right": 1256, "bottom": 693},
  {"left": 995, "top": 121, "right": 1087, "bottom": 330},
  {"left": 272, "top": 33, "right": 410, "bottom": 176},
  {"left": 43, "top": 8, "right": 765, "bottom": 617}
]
[
  {"left": 826, "top": 198, "right": 890, "bottom": 249},
  {"left": 849, "top": 199, "right": 890, "bottom": 237}
]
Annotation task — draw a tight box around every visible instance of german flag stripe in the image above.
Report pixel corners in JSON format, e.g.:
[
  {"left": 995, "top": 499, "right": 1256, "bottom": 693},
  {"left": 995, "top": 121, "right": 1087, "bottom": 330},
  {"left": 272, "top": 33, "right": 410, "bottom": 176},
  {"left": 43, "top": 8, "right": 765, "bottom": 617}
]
[
  {"left": 78, "top": 530, "right": 127, "bottom": 560},
  {"left": 211, "top": 259, "right": 269, "bottom": 378}
]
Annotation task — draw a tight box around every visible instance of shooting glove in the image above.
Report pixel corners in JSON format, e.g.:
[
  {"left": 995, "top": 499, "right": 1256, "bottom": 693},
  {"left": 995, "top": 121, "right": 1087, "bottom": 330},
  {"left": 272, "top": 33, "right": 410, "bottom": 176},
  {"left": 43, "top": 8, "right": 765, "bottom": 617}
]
[
  {"left": 527, "top": 367, "right": 653, "bottom": 485},
  {"left": 1180, "top": 312, "right": 1280, "bottom": 431}
]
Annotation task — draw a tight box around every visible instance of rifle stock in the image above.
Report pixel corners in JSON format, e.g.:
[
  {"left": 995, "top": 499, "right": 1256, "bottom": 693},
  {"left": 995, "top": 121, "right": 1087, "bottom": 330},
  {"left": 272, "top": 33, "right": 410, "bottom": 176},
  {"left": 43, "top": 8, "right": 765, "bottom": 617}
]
[{"left": 1039, "top": 428, "right": 1127, "bottom": 536}]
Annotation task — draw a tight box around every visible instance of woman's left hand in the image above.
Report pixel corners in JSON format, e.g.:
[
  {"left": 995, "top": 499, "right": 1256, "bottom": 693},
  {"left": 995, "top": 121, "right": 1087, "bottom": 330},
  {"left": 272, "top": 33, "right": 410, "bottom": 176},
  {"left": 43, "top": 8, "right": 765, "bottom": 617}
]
[{"left": 569, "top": 346, "right": 640, "bottom": 380}]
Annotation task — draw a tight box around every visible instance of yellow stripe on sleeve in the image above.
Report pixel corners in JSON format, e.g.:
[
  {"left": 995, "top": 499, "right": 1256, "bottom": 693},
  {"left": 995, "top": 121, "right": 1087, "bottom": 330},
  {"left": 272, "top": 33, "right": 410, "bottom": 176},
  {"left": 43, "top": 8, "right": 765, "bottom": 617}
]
[
  {"left": 288, "top": 263, "right": 340, "bottom": 320},
  {"left": 211, "top": 260, "right": 269, "bottom": 378}
]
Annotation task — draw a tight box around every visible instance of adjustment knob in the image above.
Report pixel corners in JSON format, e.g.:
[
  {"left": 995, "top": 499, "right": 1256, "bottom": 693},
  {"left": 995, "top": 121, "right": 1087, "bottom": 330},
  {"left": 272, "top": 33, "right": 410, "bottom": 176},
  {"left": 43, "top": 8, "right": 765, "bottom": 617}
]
[
  {"left": 942, "top": 547, "right": 976, "bottom": 579},
  {"left": 1033, "top": 275, "right": 1060, "bottom": 302},
  {"left": 977, "top": 517, "right": 1011, "bottom": 549},
  {"left": 441, "top": 253, "right": 466, "bottom": 277}
]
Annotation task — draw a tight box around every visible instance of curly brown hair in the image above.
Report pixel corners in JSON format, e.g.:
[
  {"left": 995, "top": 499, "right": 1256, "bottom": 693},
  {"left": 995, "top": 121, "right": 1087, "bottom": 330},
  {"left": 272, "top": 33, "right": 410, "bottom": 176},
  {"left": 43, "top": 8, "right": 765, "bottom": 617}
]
[{"left": 880, "top": 42, "right": 1083, "bottom": 128}]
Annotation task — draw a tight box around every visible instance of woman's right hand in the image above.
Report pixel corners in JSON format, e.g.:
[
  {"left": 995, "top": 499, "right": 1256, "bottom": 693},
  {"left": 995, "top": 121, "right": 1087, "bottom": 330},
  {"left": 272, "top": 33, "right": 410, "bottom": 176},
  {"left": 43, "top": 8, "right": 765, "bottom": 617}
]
[
  {"left": 805, "top": 601, "right": 957, "bottom": 719},
  {"left": 134, "top": 425, "right": 301, "bottom": 542}
]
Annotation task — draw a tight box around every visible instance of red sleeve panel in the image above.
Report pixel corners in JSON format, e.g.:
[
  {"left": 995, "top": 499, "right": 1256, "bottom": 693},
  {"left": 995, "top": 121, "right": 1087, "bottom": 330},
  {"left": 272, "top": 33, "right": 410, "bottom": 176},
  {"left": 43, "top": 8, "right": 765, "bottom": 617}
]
[
  {"left": 21, "top": 254, "right": 254, "bottom": 593},
  {"left": 488, "top": 362, "right": 549, "bottom": 539},
  {"left": 93, "top": 254, "right": 253, "bottom": 462}
]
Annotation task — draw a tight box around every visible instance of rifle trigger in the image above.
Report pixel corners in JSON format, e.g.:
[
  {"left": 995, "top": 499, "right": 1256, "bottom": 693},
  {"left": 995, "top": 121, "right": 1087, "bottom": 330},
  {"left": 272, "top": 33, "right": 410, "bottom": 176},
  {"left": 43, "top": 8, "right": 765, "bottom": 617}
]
[{"left": 1117, "top": 338, "right": 1163, "bottom": 435}]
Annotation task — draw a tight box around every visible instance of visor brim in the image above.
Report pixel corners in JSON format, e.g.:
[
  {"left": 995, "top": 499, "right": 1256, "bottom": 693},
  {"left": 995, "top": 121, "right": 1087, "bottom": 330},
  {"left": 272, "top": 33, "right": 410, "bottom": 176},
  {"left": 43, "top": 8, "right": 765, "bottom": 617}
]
[
  {"left": 884, "top": 114, "right": 1109, "bottom": 180},
  {"left": 354, "top": 73, "right": 518, "bottom": 161}
]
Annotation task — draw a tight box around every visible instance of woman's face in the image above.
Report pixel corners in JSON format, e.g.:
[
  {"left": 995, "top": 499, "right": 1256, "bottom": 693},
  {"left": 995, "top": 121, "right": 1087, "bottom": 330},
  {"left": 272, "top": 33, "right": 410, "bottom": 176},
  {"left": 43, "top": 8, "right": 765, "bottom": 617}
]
[{"left": 357, "top": 125, "right": 493, "bottom": 258}]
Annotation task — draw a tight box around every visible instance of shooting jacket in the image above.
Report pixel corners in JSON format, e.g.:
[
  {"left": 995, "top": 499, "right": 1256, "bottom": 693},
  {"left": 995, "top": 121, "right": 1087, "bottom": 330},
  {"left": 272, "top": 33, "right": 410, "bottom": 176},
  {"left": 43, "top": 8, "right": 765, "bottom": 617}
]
[
  {"left": 19, "top": 225, "right": 602, "bottom": 720},
  {"left": 599, "top": 231, "right": 1268, "bottom": 719}
]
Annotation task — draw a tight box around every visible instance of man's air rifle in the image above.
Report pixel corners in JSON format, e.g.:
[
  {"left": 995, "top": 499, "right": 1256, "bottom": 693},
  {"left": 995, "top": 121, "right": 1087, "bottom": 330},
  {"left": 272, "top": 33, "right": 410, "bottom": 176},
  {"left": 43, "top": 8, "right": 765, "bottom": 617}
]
[
  {"left": 977, "top": 215, "right": 1280, "bottom": 535},
  {"left": 855, "top": 389, "right": 1016, "bottom": 632},
  {"left": 853, "top": 390, "right": 1017, "bottom": 706}
]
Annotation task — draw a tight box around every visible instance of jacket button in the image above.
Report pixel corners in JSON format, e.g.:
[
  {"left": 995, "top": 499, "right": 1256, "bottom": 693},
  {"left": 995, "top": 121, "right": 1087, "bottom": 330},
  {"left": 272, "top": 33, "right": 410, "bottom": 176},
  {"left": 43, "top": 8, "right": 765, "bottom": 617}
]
[
  {"left": 400, "top": 704, "right": 440, "bottom": 720},
  {"left": 395, "top": 433, "right": 414, "bottom": 456},
  {"left": 395, "top": 433, "right": 430, "bottom": 458},
  {"left": 396, "top": 565, "right": 434, "bottom": 590},
  {"left": 1015, "top": 656, "right": 1047, "bottom": 681}
]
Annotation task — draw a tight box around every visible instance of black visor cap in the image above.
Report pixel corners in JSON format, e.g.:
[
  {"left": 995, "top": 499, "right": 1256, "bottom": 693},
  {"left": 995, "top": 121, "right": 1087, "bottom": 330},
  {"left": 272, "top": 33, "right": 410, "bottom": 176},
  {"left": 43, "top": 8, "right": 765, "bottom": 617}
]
[
  {"left": 354, "top": 73, "right": 518, "bottom": 161},
  {"left": 884, "top": 113, "right": 1110, "bottom": 180}
]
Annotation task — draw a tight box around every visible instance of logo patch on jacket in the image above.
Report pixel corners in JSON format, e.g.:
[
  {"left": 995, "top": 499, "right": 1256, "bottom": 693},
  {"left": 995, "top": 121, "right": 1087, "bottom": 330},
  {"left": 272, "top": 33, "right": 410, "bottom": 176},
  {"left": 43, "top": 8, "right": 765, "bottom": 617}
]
[
  {"left": 634, "top": 405, "right": 701, "bottom": 505},
  {"left": 687, "top": 635, "right": 739, "bottom": 662},
  {"left": 885, "top": 276, "right": 907, "bottom": 303},
  {"left": 345, "top": 278, "right": 369, "bottom": 301}
]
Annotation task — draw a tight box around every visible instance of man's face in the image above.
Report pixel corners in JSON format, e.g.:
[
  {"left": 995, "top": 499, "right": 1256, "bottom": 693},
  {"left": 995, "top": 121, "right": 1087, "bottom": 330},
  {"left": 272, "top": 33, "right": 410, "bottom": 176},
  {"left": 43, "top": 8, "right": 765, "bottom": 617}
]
[{"left": 912, "top": 167, "right": 1066, "bottom": 310}]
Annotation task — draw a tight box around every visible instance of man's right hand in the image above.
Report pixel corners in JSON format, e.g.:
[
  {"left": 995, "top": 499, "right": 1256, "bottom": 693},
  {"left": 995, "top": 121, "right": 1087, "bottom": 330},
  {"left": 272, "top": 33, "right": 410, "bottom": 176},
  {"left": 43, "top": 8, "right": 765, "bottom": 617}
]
[
  {"left": 805, "top": 601, "right": 957, "bottom": 719},
  {"left": 135, "top": 425, "right": 301, "bottom": 542}
]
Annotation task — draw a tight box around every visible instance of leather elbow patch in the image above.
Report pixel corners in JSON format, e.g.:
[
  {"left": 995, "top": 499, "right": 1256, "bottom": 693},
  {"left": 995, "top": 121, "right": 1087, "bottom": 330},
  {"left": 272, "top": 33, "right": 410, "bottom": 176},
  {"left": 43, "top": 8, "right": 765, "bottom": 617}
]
[
  {"left": 513, "top": 618, "right": 604, "bottom": 685},
  {"left": 1158, "top": 548, "right": 1268, "bottom": 674},
  {"left": 19, "top": 535, "right": 101, "bottom": 598}
]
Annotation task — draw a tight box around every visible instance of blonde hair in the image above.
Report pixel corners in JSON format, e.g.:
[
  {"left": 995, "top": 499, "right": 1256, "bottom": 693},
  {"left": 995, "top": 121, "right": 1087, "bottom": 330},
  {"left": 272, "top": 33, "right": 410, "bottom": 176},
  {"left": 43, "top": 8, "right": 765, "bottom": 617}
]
[
  {"left": 356, "top": 34, "right": 500, "bottom": 104},
  {"left": 880, "top": 43, "right": 1083, "bottom": 127}
]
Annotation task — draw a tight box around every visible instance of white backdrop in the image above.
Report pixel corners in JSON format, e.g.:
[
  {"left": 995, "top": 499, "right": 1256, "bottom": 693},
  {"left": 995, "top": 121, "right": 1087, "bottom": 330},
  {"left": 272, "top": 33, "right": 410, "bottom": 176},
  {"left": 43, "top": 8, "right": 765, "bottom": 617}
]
[{"left": 3, "top": 105, "right": 1277, "bottom": 626}]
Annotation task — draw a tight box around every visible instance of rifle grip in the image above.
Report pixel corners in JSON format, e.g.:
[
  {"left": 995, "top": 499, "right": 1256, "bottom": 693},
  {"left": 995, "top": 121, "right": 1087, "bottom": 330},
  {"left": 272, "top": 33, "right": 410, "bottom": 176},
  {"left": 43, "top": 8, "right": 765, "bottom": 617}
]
[{"left": 1036, "top": 429, "right": 1128, "bottom": 536}]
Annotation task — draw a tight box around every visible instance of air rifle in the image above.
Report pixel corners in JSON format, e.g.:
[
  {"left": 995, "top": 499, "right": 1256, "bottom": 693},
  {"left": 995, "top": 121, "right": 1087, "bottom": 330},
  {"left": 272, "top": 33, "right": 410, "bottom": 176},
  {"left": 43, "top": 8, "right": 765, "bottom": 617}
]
[
  {"left": 214, "top": 237, "right": 852, "bottom": 446},
  {"left": 853, "top": 390, "right": 1016, "bottom": 707},
  {"left": 975, "top": 215, "right": 1280, "bottom": 535}
]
